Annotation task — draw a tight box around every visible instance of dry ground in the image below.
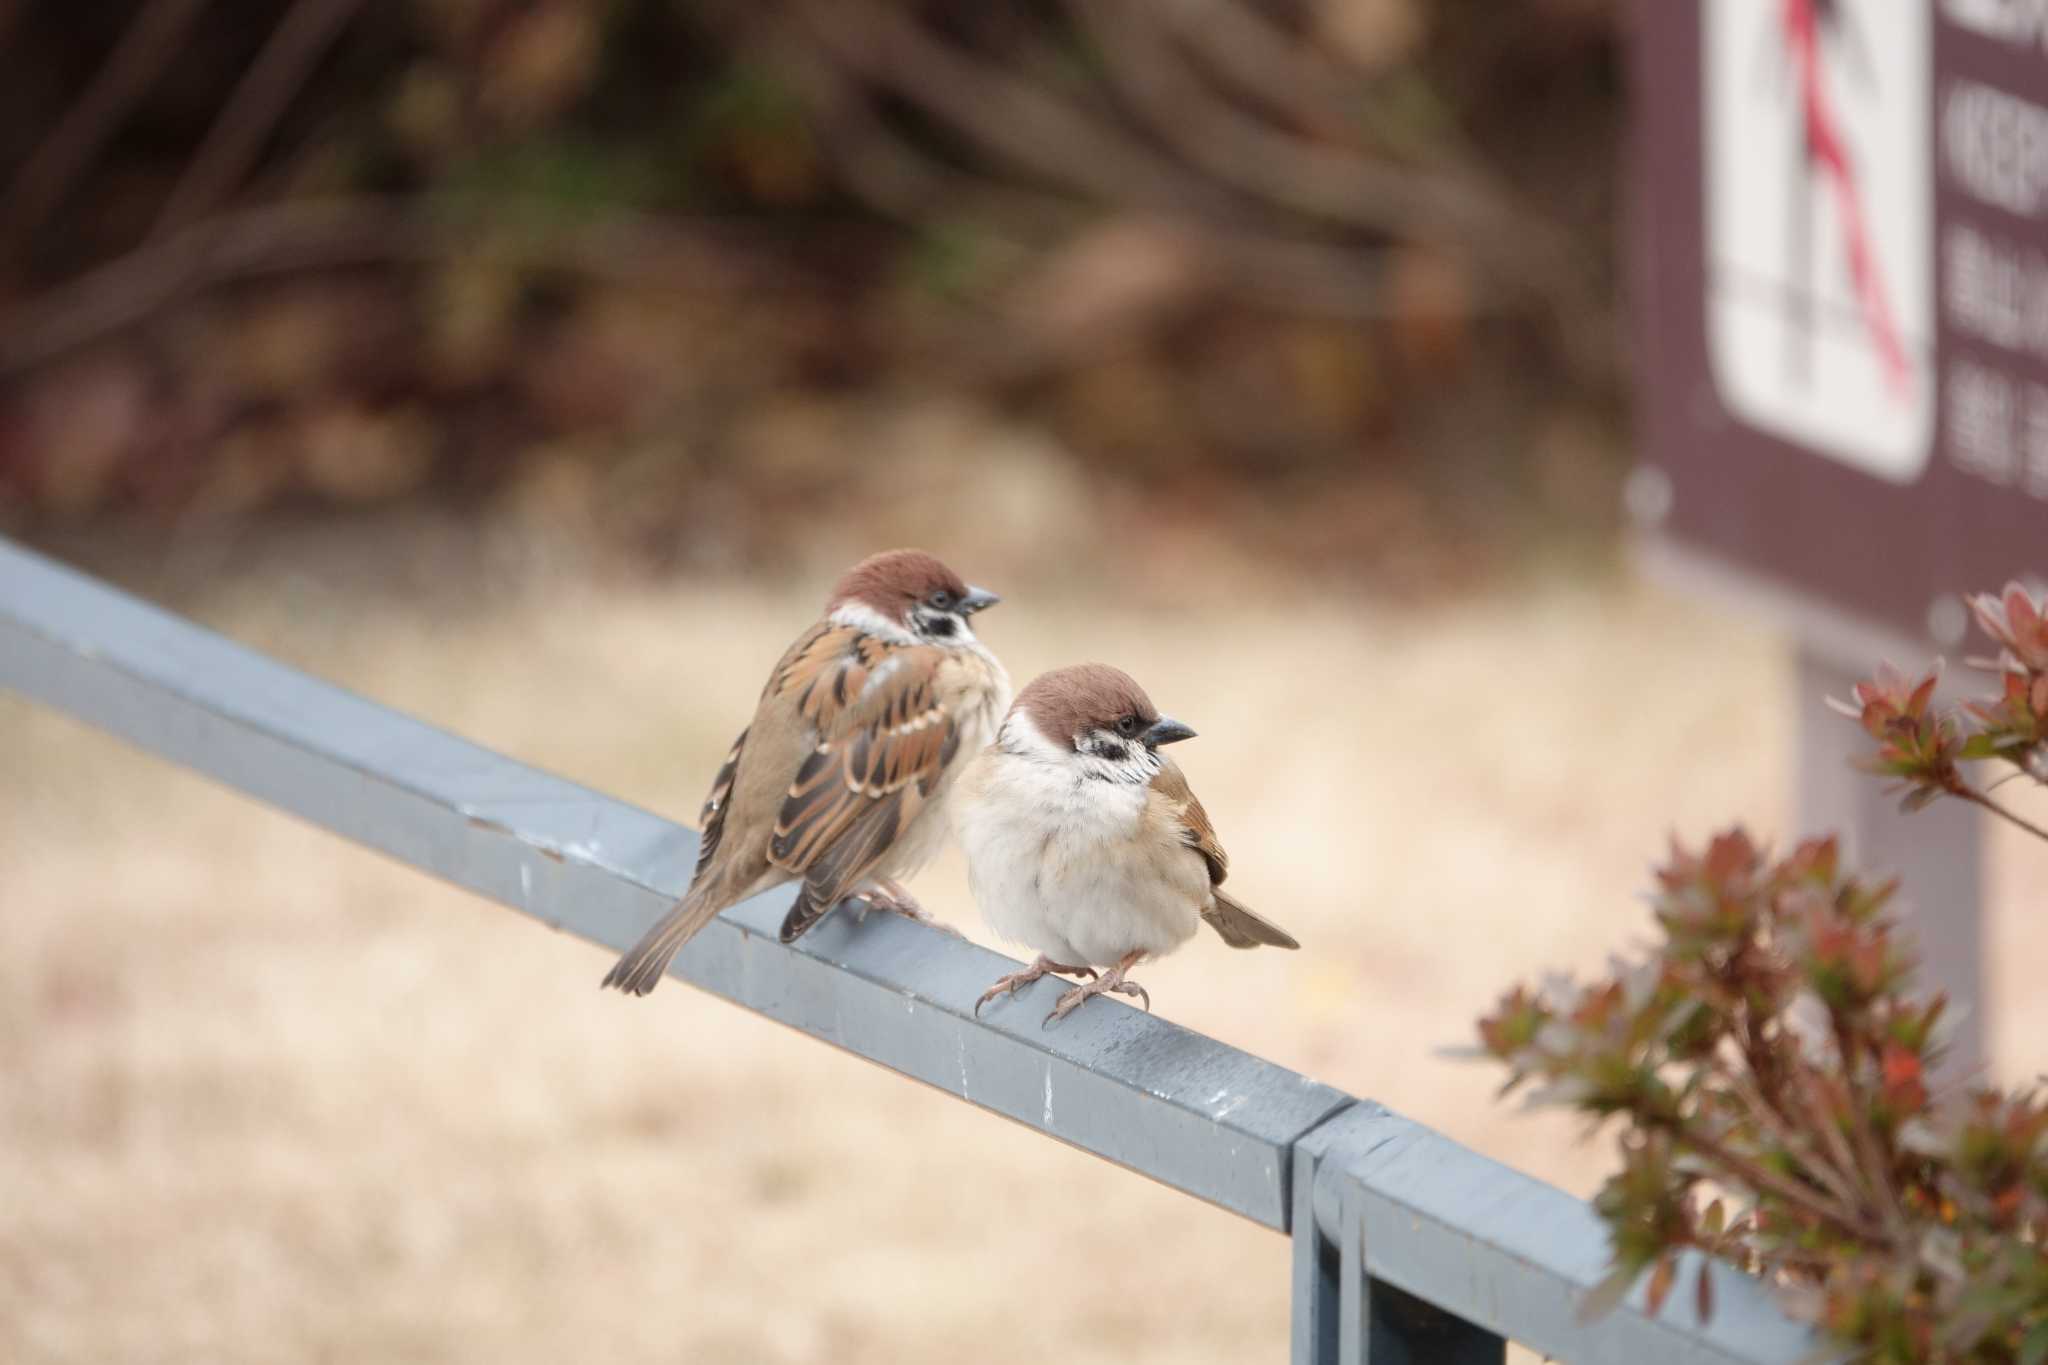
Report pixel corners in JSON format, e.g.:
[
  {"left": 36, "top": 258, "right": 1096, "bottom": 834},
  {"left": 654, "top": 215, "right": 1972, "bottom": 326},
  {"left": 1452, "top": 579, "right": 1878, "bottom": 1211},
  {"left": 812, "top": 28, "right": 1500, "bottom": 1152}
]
[{"left": 3, "top": 556, "right": 2042, "bottom": 1363}]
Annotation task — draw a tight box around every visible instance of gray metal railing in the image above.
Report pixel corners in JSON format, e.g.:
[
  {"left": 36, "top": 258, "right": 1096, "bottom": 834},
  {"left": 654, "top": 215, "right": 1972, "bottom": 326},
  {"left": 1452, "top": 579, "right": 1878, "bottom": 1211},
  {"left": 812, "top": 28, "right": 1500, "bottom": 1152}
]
[{"left": 0, "top": 538, "right": 1817, "bottom": 1363}]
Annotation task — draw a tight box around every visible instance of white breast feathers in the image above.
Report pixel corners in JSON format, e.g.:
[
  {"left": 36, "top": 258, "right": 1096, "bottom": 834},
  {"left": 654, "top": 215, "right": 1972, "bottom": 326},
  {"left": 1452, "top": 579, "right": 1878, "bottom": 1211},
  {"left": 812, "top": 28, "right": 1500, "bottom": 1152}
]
[{"left": 954, "top": 713, "right": 1204, "bottom": 968}]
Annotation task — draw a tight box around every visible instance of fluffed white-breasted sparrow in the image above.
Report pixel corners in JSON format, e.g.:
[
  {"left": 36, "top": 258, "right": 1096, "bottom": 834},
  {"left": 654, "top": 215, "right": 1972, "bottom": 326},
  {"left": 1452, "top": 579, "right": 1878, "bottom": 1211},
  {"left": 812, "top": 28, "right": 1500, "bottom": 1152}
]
[
  {"left": 603, "top": 549, "right": 1011, "bottom": 995},
  {"left": 953, "top": 663, "right": 1297, "bottom": 1025}
]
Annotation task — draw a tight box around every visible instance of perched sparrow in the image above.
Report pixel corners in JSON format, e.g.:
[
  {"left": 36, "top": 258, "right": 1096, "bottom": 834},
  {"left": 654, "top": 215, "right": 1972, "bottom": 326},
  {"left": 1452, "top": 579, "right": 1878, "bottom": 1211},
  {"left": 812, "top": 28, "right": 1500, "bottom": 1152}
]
[
  {"left": 953, "top": 663, "right": 1298, "bottom": 1025},
  {"left": 602, "top": 549, "right": 1011, "bottom": 995}
]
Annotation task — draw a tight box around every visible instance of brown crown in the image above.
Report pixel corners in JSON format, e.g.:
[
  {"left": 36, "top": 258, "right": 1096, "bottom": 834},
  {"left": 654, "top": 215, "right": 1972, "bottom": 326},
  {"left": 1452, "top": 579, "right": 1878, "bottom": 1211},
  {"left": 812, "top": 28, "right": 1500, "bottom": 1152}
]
[
  {"left": 828, "top": 549, "right": 971, "bottom": 625},
  {"left": 1014, "top": 663, "right": 1160, "bottom": 748}
]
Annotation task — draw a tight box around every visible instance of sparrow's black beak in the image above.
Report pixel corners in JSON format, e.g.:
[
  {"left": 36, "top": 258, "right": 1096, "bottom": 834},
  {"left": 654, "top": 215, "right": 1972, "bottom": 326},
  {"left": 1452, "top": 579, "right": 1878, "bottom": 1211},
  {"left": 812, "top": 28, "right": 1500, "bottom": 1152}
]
[
  {"left": 959, "top": 586, "right": 1000, "bottom": 615},
  {"left": 1143, "top": 716, "right": 1197, "bottom": 748}
]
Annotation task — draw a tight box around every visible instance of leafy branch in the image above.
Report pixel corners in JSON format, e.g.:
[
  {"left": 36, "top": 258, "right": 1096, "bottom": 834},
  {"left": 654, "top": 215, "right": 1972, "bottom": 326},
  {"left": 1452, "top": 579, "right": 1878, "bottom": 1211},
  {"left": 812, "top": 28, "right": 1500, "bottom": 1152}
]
[{"left": 1828, "top": 582, "right": 2048, "bottom": 845}]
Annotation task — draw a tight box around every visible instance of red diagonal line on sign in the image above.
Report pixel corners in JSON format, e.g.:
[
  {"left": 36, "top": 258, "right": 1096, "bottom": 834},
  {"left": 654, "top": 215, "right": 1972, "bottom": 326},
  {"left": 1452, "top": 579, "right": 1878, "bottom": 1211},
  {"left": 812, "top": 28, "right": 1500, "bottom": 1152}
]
[{"left": 1781, "top": 0, "right": 1911, "bottom": 399}]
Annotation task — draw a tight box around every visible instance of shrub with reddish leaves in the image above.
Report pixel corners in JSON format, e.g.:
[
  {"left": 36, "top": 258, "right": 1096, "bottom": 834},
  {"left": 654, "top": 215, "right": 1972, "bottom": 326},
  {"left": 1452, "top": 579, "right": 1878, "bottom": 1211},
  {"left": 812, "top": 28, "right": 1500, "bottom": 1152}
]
[
  {"left": 1474, "top": 581, "right": 2048, "bottom": 1362},
  {"left": 1476, "top": 831, "right": 2045, "bottom": 1360}
]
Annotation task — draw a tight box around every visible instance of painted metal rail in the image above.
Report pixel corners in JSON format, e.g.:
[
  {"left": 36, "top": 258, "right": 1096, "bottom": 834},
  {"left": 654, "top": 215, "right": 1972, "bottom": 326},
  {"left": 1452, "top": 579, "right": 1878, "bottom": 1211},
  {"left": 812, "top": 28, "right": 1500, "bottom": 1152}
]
[{"left": 0, "top": 537, "right": 1817, "bottom": 1363}]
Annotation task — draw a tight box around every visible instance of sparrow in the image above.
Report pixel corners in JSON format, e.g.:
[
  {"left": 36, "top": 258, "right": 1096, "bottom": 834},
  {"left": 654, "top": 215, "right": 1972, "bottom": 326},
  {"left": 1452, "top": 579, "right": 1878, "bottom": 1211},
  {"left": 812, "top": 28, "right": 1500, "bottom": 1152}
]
[
  {"left": 952, "top": 663, "right": 1298, "bottom": 1025},
  {"left": 602, "top": 549, "right": 1011, "bottom": 995}
]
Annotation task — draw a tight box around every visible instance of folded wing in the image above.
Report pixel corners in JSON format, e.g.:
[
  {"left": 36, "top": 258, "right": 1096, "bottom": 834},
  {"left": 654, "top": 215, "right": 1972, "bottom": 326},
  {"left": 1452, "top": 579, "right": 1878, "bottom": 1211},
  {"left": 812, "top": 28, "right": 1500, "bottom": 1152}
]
[
  {"left": 767, "top": 628, "right": 963, "bottom": 941},
  {"left": 1150, "top": 755, "right": 1300, "bottom": 951}
]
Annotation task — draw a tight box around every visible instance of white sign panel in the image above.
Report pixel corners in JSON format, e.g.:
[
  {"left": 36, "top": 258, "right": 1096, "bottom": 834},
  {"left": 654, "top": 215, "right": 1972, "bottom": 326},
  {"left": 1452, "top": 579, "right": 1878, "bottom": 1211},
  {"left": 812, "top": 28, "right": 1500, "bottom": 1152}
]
[{"left": 1705, "top": 0, "right": 1934, "bottom": 483}]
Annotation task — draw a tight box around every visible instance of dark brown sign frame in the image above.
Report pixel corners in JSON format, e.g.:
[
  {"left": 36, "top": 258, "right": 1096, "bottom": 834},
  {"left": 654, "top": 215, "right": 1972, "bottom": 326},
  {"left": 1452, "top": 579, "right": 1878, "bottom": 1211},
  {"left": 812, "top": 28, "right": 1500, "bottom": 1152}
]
[{"left": 1637, "top": 2, "right": 2047, "bottom": 645}]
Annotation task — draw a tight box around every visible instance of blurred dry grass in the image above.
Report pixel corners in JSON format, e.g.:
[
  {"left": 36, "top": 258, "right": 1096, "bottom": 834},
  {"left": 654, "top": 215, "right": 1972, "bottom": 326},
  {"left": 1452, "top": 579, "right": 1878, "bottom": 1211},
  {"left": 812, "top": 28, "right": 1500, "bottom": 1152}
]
[{"left": 2, "top": 553, "right": 2042, "bottom": 1364}]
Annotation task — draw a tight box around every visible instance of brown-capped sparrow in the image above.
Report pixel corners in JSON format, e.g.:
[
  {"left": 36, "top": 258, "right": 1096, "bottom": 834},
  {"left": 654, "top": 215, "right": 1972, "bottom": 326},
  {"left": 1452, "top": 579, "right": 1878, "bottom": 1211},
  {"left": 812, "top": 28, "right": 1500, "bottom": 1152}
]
[
  {"left": 952, "top": 663, "right": 1298, "bottom": 1025},
  {"left": 603, "top": 549, "right": 1011, "bottom": 995}
]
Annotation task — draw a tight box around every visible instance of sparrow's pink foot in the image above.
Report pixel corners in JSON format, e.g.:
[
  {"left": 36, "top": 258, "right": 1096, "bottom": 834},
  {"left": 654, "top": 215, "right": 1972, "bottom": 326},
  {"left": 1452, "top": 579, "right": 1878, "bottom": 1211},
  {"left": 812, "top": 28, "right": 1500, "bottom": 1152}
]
[
  {"left": 1043, "top": 951, "right": 1150, "bottom": 1027},
  {"left": 973, "top": 955, "right": 1097, "bottom": 1017},
  {"left": 841, "top": 880, "right": 961, "bottom": 937}
]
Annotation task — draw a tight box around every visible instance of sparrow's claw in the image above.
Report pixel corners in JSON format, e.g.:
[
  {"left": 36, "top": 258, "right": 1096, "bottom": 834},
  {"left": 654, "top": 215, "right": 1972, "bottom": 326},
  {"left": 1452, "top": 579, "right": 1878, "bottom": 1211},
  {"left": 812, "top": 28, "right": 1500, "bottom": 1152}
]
[
  {"left": 1040, "top": 951, "right": 1150, "bottom": 1027},
  {"left": 974, "top": 969, "right": 1040, "bottom": 1017},
  {"left": 1042, "top": 974, "right": 1153, "bottom": 1027},
  {"left": 841, "top": 882, "right": 963, "bottom": 937},
  {"left": 1043, "top": 982, "right": 1095, "bottom": 1027},
  {"left": 974, "top": 957, "right": 1098, "bottom": 1018},
  {"left": 887, "top": 900, "right": 965, "bottom": 938}
]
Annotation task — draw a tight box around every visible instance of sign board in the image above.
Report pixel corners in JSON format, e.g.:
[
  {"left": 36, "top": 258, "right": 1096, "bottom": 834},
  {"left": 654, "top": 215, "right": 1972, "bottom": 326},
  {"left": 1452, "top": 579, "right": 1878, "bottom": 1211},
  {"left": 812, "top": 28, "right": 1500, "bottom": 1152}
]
[{"left": 1639, "top": 0, "right": 2048, "bottom": 646}]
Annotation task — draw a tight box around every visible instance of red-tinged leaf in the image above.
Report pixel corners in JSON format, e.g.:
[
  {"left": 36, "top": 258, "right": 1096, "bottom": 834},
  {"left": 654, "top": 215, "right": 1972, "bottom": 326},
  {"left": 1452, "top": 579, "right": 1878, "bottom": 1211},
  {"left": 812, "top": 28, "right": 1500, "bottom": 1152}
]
[
  {"left": 1695, "top": 1261, "right": 1715, "bottom": 1324},
  {"left": 1906, "top": 670, "right": 1938, "bottom": 717},
  {"left": 1645, "top": 1253, "right": 1677, "bottom": 1317},
  {"left": 2033, "top": 673, "right": 2048, "bottom": 717},
  {"left": 2006, "top": 582, "right": 2039, "bottom": 637},
  {"left": 1702, "top": 829, "right": 1759, "bottom": 885},
  {"left": 1700, "top": 1198, "right": 1726, "bottom": 1240},
  {"left": 1881, "top": 1042, "right": 1929, "bottom": 1114}
]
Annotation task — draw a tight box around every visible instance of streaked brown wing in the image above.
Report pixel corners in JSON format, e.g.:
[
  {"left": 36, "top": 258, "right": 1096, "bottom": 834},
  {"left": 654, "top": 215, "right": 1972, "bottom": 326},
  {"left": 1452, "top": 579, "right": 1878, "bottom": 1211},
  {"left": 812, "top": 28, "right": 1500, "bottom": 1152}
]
[
  {"left": 691, "top": 726, "right": 748, "bottom": 881},
  {"left": 769, "top": 622, "right": 878, "bottom": 725},
  {"left": 1150, "top": 754, "right": 1229, "bottom": 886},
  {"left": 1152, "top": 756, "right": 1297, "bottom": 949},
  {"left": 767, "top": 631, "right": 960, "bottom": 906}
]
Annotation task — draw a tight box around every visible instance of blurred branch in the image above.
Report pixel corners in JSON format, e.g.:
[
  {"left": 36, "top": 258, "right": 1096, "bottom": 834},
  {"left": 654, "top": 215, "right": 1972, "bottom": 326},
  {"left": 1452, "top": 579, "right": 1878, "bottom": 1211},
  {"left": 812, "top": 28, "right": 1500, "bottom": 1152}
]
[
  {"left": 769, "top": 29, "right": 1088, "bottom": 246},
  {"left": 1070, "top": 0, "right": 1563, "bottom": 291},
  {"left": 1, "top": 0, "right": 214, "bottom": 257},
  {"left": 1954, "top": 783, "right": 2048, "bottom": 843},
  {"left": 789, "top": 0, "right": 1239, "bottom": 219},
  {"left": 766, "top": 4, "right": 1405, "bottom": 386},
  {"left": 150, "top": 0, "right": 367, "bottom": 240},
  {"left": 0, "top": 197, "right": 809, "bottom": 374},
  {"left": 1153, "top": 0, "right": 1376, "bottom": 134},
  {"left": 1158, "top": 0, "right": 1501, "bottom": 190},
  {"left": 776, "top": 0, "right": 1616, "bottom": 392}
]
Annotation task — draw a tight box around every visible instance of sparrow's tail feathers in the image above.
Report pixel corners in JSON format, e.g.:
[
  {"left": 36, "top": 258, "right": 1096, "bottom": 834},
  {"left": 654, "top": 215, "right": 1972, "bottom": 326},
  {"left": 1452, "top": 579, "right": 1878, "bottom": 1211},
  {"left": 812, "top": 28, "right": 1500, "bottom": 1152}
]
[
  {"left": 1202, "top": 890, "right": 1300, "bottom": 950},
  {"left": 601, "top": 886, "right": 726, "bottom": 996}
]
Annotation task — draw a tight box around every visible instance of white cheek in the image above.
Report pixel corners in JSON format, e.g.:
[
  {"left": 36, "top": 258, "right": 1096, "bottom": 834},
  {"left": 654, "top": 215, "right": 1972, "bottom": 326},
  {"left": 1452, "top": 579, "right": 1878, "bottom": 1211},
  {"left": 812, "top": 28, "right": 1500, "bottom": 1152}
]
[
  {"left": 1074, "top": 730, "right": 1162, "bottom": 786},
  {"left": 997, "top": 711, "right": 1065, "bottom": 759},
  {"left": 828, "top": 601, "right": 916, "bottom": 645}
]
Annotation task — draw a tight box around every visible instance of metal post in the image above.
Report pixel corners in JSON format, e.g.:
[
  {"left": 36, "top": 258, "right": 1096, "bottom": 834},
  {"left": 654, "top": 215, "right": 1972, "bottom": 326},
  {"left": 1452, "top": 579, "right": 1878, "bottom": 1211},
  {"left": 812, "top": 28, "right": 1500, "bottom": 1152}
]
[
  {"left": 1796, "top": 645, "right": 1986, "bottom": 1078},
  {"left": 1291, "top": 1144, "right": 1341, "bottom": 1365},
  {"left": 1292, "top": 1120, "right": 1506, "bottom": 1365}
]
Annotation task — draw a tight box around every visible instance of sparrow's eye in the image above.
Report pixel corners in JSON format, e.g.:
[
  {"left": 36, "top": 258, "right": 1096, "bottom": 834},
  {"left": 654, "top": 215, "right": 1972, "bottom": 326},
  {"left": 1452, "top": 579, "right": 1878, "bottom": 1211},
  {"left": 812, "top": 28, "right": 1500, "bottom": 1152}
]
[
  {"left": 927, "top": 589, "right": 954, "bottom": 610},
  {"left": 1115, "top": 714, "right": 1142, "bottom": 737}
]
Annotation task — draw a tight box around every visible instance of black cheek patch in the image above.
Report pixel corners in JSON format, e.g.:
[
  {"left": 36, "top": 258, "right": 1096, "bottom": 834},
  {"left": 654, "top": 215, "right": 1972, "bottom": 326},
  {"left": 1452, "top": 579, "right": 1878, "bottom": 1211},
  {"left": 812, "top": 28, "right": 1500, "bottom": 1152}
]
[
  {"left": 1094, "top": 741, "right": 1129, "bottom": 764},
  {"left": 921, "top": 615, "right": 957, "bottom": 638}
]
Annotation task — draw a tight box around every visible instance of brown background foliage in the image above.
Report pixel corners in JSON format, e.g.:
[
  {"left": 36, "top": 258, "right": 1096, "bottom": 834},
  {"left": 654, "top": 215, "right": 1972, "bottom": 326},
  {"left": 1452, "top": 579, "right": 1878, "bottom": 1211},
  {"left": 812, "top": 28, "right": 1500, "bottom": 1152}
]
[{"left": 0, "top": 0, "right": 1624, "bottom": 582}]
